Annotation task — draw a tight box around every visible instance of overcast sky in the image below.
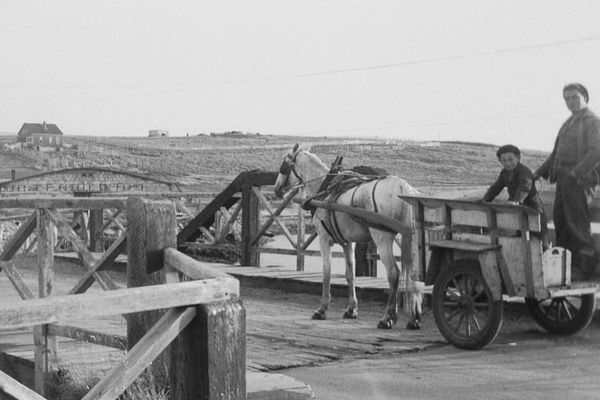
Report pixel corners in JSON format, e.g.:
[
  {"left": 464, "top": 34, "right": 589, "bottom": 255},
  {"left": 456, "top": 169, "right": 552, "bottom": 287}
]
[{"left": 2, "top": 1, "right": 600, "bottom": 151}]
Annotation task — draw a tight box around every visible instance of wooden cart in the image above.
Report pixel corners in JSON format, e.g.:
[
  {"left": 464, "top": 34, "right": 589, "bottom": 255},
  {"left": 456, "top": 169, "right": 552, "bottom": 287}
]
[{"left": 400, "top": 195, "right": 599, "bottom": 350}]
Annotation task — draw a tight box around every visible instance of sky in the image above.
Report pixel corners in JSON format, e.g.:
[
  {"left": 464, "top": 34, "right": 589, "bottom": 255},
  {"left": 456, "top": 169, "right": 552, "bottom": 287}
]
[{"left": 2, "top": 1, "right": 600, "bottom": 151}]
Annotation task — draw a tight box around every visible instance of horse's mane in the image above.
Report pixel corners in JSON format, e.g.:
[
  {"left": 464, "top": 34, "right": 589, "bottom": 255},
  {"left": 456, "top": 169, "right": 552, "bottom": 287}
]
[{"left": 300, "top": 149, "right": 329, "bottom": 171}]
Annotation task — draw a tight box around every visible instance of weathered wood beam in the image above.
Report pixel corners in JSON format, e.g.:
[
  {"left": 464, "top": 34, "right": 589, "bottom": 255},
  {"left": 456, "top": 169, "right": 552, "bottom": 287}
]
[
  {"left": 69, "top": 234, "right": 127, "bottom": 294},
  {"left": 47, "top": 324, "right": 127, "bottom": 350},
  {"left": 0, "top": 212, "right": 36, "bottom": 262},
  {"left": 46, "top": 209, "right": 118, "bottom": 291},
  {"left": 99, "top": 208, "right": 122, "bottom": 232},
  {"left": 0, "top": 369, "right": 47, "bottom": 400},
  {"left": 219, "top": 202, "right": 242, "bottom": 242},
  {"left": 0, "top": 262, "right": 34, "bottom": 299},
  {"left": 250, "top": 187, "right": 298, "bottom": 248},
  {"left": 199, "top": 227, "right": 215, "bottom": 244},
  {"left": 0, "top": 196, "right": 127, "bottom": 209},
  {"left": 163, "top": 248, "right": 229, "bottom": 280},
  {"left": 82, "top": 307, "right": 196, "bottom": 400},
  {"left": 35, "top": 209, "right": 57, "bottom": 396},
  {"left": 177, "top": 170, "right": 277, "bottom": 244},
  {"left": 0, "top": 278, "right": 238, "bottom": 329}
]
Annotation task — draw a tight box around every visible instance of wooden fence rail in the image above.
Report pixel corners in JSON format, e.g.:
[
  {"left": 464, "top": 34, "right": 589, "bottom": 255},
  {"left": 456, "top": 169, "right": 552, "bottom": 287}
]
[{"left": 0, "top": 197, "right": 245, "bottom": 400}]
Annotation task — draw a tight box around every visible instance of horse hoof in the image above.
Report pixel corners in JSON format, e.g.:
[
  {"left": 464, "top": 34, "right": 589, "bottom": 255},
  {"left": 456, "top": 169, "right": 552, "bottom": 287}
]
[
  {"left": 311, "top": 311, "right": 326, "bottom": 320},
  {"left": 377, "top": 320, "right": 393, "bottom": 329},
  {"left": 343, "top": 309, "right": 358, "bottom": 319},
  {"left": 406, "top": 320, "right": 421, "bottom": 330}
]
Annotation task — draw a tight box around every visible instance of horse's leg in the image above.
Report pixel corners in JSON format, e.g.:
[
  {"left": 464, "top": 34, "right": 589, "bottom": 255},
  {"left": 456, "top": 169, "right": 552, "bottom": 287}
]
[
  {"left": 370, "top": 230, "right": 399, "bottom": 329},
  {"left": 312, "top": 229, "right": 333, "bottom": 320},
  {"left": 400, "top": 231, "right": 424, "bottom": 330},
  {"left": 342, "top": 243, "right": 358, "bottom": 319}
]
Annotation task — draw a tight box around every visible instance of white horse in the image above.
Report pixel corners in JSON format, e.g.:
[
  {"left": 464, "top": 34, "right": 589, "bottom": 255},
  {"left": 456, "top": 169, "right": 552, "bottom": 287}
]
[{"left": 274, "top": 144, "right": 423, "bottom": 329}]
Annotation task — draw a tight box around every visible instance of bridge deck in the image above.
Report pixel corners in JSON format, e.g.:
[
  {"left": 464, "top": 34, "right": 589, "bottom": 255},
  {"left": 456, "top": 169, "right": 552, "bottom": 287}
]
[{"left": 0, "top": 255, "right": 441, "bottom": 398}]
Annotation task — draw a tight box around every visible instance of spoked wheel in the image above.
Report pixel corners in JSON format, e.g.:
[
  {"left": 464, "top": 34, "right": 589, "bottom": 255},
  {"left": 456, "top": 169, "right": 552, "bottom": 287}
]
[
  {"left": 432, "top": 260, "right": 503, "bottom": 350},
  {"left": 525, "top": 294, "right": 596, "bottom": 334}
]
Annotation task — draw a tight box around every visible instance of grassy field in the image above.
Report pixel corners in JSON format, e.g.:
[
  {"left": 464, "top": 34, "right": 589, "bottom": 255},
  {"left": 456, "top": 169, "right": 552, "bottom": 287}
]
[{"left": 0, "top": 134, "right": 549, "bottom": 194}]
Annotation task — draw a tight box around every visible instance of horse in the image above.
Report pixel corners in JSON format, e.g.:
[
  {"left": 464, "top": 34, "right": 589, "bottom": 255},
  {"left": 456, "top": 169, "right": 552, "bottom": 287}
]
[{"left": 273, "top": 144, "right": 423, "bottom": 330}]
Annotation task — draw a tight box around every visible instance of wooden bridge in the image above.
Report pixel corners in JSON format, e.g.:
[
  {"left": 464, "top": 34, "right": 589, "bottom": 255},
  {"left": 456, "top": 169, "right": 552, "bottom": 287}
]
[
  {"left": 0, "top": 169, "right": 361, "bottom": 400},
  {"left": 2, "top": 168, "right": 597, "bottom": 399}
]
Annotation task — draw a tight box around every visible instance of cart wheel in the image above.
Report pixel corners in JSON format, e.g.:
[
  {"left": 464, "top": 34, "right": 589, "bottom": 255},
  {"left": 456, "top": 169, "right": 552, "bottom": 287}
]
[
  {"left": 432, "top": 260, "right": 503, "bottom": 350},
  {"left": 525, "top": 294, "right": 596, "bottom": 335}
]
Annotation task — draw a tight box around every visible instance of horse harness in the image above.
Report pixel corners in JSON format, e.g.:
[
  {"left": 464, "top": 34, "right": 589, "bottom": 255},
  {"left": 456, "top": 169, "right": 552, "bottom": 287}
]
[
  {"left": 278, "top": 150, "right": 393, "bottom": 245},
  {"left": 306, "top": 171, "right": 390, "bottom": 246}
]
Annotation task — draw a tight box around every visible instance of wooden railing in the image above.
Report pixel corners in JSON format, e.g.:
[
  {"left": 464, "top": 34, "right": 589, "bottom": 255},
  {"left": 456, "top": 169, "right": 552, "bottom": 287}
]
[
  {"left": 0, "top": 197, "right": 245, "bottom": 400},
  {"left": 177, "top": 170, "right": 390, "bottom": 275}
]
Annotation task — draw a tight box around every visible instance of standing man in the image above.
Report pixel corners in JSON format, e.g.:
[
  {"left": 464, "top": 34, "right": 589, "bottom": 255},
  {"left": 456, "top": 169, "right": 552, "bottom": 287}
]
[{"left": 533, "top": 83, "right": 600, "bottom": 279}]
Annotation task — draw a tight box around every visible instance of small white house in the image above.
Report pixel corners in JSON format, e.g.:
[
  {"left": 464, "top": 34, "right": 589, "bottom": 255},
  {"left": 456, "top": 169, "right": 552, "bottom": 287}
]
[{"left": 148, "top": 130, "right": 169, "bottom": 137}]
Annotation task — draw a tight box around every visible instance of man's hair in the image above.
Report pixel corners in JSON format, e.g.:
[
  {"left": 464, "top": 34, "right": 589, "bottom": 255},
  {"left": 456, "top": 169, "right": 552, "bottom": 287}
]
[
  {"left": 496, "top": 144, "right": 520, "bottom": 158},
  {"left": 563, "top": 83, "right": 589, "bottom": 102}
]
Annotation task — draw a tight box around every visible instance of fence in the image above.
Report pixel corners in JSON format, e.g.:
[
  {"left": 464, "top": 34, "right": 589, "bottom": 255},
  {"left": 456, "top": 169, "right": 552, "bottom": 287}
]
[{"left": 0, "top": 196, "right": 245, "bottom": 400}]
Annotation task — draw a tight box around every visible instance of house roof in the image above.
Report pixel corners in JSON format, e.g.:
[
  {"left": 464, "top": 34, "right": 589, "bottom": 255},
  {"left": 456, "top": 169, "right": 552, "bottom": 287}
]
[{"left": 18, "top": 122, "right": 64, "bottom": 136}]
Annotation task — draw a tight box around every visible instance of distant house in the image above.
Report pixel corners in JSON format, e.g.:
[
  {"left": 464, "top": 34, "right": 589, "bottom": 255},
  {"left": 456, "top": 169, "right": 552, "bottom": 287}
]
[
  {"left": 148, "top": 129, "right": 169, "bottom": 137},
  {"left": 17, "top": 121, "right": 64, "bottom": 150}
]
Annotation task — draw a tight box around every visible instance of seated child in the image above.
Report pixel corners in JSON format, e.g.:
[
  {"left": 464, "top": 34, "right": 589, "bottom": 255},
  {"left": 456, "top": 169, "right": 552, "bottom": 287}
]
[{"left": 483, "top": 144, "right": 549, "bottom": 249}]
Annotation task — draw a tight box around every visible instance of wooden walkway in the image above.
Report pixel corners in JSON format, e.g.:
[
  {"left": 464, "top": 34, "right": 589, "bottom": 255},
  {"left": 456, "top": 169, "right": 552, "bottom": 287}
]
[
  {"left": 56, "top": 252, "right": 405, "bottom": 301},
  {"left": 0, "top": 255, "right": 443, "bottom": 399}
]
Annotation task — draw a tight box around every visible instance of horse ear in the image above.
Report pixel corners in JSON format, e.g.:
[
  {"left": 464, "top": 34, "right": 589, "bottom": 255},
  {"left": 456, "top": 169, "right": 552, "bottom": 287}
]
[{"left": 292, "top": 143, "right": 299, "bottom": 153}]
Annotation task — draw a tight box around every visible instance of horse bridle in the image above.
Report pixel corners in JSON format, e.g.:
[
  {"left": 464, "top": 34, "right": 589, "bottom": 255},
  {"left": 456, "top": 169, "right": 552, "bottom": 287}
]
[{"left": 278, "top": 150, "right": 303, "bottom": 188}]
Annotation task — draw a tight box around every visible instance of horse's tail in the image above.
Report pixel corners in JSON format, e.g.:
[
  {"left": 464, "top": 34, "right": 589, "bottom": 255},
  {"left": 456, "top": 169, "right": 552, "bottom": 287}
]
[{"left": 397, "top": 232, "right": 424, "bottom": 320}]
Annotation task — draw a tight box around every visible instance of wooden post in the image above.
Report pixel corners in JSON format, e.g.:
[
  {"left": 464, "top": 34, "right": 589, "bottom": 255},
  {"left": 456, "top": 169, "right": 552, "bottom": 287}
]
[
  {"left": 296, "top": 203, "right": 305, "bottom": 272},
  {"left": 241, "top": 185, "right": 259, "bottom": 266},
  {"left": 89, "top": 209, "right": 104, "bottom": 251},
  {"left": 170, "top": 300, "right": 246, "bottom": 400},
  {"left": 73, "top": 210, "right": 90, "bottom": 246},
  {"left": 34, "top": 208, "right": 57, "bottom": 396},
  {"left": 127, "top": 197, "right": 177, "bottom": 387}
]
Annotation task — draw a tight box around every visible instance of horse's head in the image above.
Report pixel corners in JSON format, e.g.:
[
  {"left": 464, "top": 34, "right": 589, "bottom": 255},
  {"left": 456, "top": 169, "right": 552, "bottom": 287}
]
[{"left": 274, "top": 144, "right": 303, "bottom": 198}]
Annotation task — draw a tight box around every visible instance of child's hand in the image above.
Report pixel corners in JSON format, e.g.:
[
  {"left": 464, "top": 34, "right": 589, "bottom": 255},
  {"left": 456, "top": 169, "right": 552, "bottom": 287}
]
[{"left": 507, "top": 200, "right": 520, "bottom": 205}]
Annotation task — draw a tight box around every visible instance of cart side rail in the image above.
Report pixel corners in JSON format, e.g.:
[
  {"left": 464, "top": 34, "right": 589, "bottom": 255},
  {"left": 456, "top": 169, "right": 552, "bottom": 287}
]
[{"left": 400, "top": 195, "right": 544, "bottom": 298}]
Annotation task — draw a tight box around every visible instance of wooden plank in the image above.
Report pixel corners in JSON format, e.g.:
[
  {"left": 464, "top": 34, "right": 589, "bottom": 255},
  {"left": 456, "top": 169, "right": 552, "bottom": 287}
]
[
  {"left": 258, "top": 247, "right": 347, "bottom": 258},
  {"left": 300, "top": 231, "right": 318, "bottom": 250},
  {"left": 519, "top": 211, "right": 535, "bottom": 298},
  {"left": 126, "top": 197, "right": 179, "bottom": 385},
  {"left": 69, "top": 234, "right": 127, "bottom": 294},
  {"left": 250, "top": 187, "right": 298, "bottom": 247},
  {"left": 0, "top": 212, "right": 36, "bottom": 261},
  {"left": 82, "top": 306, "right": 197, "bottom": 400},
  {"left": 88, "top": 209, "right": 104, "bottom": 252},
  {"left": 0, "top": 262, "right": 34, "bottom": 300},
  {"left": 177, "top": 173, "right": 246, "bottom": 244},
  {"left": 496, "top": 252, "right": 516, "bottom": 296},
  {"left": 35, "top": 209, "right": 56, "bottom": 396},
  {"left": 47, "top": 324, "right": 127, "bottom": 350},
  {"left": 548, "top": 283, "right": 599, "bottom": 297},
  {"left": 47, "top": 209, "right": 118, "bottom": 291},
  {"left": 170, "top": 300, "right": 245, "bottom": 400},
  {"left": 242, "top": 185, "right": 260, "bottom": 266},
  {"left": 297, "top": 198, "right": 413, "bottom": 236},
  {"left": 428, "top": 240, "right": 500, "bottom": 252},
  {"left": 163, "top": 247, "right": 229, "bottom": 280},
  {"left": 498, "top": 237, "right": 546, "bottom": 298},
  {"left": 478, "top": 251, "right": 502, "bottom": 301},
  {"left": 99, "top": 208, "right": 122, "bottom": 232},
  {"left": 219, "top": 202, "right": 242, "bottom": 243},
  {"left": 0, "top": 196, "right": 127, "bottom": 209},
  {"left": 399, "top": 195, "right": 542, "bottom": 232},
  {"left": 0, "top": 278, "right": 239, "bottom": 329},
  {"left": 0, "top": 369, "right": 47, "bottom": 400}
]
